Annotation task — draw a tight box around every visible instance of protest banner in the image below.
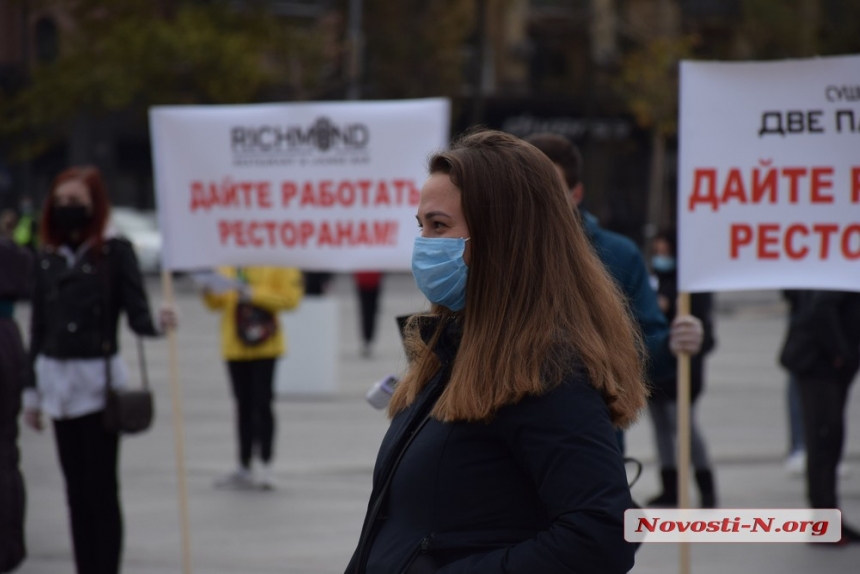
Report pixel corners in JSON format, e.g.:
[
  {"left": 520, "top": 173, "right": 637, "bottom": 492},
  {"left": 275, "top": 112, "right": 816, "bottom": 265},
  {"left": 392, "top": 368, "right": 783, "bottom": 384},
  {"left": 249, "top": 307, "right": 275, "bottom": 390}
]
[
  {"left": 675, "top": 54, "right": 859, "bottom": 574},
  {"left": 678, "top": 54, "right": 860, "bottom": 293},
  {"left": 150, "top": 98, "right": 451, "bottom": 271},
  {"left": 149, "top": 99, "right": 450, "bottom": 574}
]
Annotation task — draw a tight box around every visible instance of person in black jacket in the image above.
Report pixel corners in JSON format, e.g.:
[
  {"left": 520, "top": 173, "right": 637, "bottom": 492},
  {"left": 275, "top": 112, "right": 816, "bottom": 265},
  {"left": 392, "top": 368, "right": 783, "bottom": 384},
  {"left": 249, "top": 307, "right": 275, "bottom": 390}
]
[
  {"left": 21, "top": 166, "right": 176, "bottom": 574},
  {"left": 644, "top": 228, "right": 718, "bottom": 508},
  {"left": 0, "top": 229, "right": 32, "bottom": 573},
  {"left": 779, "top": 289, "right": 860, "bottom": 544},
  {"left": 345, "top": 129, "right": 648, "bottom": 574}
]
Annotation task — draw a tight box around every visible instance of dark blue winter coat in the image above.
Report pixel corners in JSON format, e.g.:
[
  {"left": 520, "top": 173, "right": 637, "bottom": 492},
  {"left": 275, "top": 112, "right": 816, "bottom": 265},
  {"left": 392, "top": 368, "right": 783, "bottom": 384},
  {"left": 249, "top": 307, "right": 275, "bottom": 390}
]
[{"left": 345, "top": 318, "right": 636, "bottom": 574}]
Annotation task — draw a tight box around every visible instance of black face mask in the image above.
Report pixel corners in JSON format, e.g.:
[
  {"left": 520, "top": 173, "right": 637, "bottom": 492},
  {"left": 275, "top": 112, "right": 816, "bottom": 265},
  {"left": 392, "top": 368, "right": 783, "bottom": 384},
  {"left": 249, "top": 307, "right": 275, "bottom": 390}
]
[{"left": 52, "top": 205, "right": 92, "bottom": 235}]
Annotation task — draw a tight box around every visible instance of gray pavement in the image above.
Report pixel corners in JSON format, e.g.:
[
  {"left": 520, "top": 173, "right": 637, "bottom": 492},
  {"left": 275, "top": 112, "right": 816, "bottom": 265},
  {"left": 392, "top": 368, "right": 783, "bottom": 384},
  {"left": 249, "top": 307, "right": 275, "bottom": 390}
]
[{"left": 13, "top": 273, "right": 860, "bottom": 573}]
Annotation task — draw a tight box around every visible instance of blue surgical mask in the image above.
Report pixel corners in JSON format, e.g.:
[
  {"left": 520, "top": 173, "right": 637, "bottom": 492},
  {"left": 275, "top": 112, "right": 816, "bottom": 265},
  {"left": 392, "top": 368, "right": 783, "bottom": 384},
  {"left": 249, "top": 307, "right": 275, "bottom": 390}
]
[
  {"left": 412, "top": 236, "right": 470, "bottom": 311},
  {"left": 651, "top": 255, "right": 676, "bottom": 273}
]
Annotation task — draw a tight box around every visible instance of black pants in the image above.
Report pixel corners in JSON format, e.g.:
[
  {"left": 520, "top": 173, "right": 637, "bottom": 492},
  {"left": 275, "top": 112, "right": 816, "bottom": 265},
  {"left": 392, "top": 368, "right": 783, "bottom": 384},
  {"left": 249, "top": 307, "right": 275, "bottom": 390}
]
[
  {"left": 53, "top": 412, "right": 122, "bottom": 574},
  {"left": 357, "top": 286, "right": 381, "bottom": 344},
  {"left": 227, "top": 359, "right": 276, "bottom": 468},
  {"left": 797, "top": 375, "right": 855, "bottom": 508}
]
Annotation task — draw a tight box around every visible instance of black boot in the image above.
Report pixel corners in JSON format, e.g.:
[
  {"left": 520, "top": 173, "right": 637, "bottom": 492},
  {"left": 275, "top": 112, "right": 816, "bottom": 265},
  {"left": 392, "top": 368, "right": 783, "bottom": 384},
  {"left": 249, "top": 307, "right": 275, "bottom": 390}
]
[
  {"left": 695, "top": 469, "right": 717, "bottom": 508},
  {"left": 646, "top": 468, "right": 678, "bottom": 507}
]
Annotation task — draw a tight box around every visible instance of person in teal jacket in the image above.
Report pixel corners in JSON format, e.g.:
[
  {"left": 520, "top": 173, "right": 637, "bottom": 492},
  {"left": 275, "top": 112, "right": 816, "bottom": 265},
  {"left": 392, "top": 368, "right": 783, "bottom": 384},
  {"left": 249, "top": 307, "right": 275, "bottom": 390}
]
[
  {"left": 525, "top": 133, "right": 704, "bottom": 455},
  {"left": 580, "top": 210, "right": 676, "bottom": 382}
]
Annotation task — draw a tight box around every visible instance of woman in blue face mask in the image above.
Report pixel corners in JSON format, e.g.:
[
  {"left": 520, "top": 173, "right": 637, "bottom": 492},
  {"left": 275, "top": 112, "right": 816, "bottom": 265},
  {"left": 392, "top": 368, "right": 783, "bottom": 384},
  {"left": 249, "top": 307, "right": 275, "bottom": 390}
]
[
  {"left": 346, "top": 129, "right": 648, "bottom": 574},
  {"left": 410, "top": 172, "right": 472, "bottom": 312}
]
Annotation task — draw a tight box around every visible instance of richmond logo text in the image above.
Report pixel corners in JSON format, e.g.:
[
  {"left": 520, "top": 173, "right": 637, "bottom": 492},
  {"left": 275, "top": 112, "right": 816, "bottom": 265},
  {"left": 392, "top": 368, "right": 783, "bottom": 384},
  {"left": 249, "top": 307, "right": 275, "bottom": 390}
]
[{"left": 231, "top": 116, "right": 370, "bottom": 161}]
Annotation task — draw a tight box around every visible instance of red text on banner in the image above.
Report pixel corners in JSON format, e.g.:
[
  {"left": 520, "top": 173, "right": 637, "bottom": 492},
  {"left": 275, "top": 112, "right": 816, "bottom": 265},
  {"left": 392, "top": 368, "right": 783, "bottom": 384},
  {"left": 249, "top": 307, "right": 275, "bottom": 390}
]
[
  {"left": 687, "top": 163, "right": 858, "bottom": 212},
  {"left": 190, "top": 180, "right": 273, "bottom": 212},
  {"left": 280, "top": 179, "right": 421, "bottom": 208},
  {"left": 189, "top": 178, "right": 421, "bottom": 212},
  {"left": 217, "top": 219, "right": 399, "bottom": 248},
  {"left": 853, "top": 167, "right": 860, "bottom": 203},
  {"left": 729, "top": 222, "right": 860, "bottom": 261}
]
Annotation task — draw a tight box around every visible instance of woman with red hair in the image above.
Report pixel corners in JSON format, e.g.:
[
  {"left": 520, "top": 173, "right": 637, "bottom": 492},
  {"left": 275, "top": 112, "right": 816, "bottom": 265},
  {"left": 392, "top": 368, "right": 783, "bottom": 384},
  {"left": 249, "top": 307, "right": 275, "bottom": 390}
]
[{"left": 22, "top": 166, "right": 176, "bottom": 574}]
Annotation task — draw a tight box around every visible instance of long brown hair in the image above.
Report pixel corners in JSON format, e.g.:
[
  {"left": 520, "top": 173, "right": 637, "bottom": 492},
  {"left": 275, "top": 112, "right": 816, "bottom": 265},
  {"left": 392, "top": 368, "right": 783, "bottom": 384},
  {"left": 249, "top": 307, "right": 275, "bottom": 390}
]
[
  {"left": 389, "top": 129, "right": 647, "bottom": 427},
  {"left": 40, "top": 165, "right": 111, "bottom": 248}
]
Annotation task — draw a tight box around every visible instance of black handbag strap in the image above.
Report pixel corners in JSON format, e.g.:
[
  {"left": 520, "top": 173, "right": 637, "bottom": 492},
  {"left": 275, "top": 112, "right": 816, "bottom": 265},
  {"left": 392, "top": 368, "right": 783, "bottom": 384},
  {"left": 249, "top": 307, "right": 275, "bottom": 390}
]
[
  {"left": 99, "top": 242, "right": 150, "bottom": 398},
  {"left": 101, "top": 244, "right": 113, "bottom": 400},
  {"left": 136, "top": 337, "right": 149, "bottom": 390},
  {"left": 103, "top": 344, "right": 149, "bottom": 393}
]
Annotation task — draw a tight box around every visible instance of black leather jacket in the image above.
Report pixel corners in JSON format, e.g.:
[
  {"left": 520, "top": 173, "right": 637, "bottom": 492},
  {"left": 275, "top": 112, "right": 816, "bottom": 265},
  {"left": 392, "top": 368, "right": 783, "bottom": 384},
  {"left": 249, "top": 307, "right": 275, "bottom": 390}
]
[{"left": 27, "top": 237, "right": 159, "bottom": 386}]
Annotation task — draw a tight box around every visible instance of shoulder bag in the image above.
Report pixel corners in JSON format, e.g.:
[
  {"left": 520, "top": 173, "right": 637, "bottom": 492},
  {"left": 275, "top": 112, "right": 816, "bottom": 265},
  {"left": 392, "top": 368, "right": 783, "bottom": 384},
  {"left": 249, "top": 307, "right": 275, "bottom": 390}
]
[
  {"left": 234, "top": 268, "right": 277, "bottom": 346},
  {"left": 103, "top": 337, "right": 154, "bottom": 434},
  {"left": 100, "top": 244, "right": 155, "bottom": 434}
]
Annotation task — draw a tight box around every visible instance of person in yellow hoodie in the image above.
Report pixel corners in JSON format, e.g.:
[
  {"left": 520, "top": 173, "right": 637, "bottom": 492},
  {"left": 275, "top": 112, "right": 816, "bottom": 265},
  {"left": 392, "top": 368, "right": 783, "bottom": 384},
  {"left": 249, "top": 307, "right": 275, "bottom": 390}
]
[{"left": 202, "top": 267, "right": 303, "bottom": 490}]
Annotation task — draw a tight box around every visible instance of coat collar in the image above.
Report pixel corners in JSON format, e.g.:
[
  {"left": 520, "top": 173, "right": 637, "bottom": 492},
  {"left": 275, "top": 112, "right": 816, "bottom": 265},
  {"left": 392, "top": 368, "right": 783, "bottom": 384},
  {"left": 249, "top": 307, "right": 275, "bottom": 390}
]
[
  {"left": 401, "top": 313, "right": 462, "bottom": 366},
  {"left": 57, "top": 239, "right": 95, "bottom": 267}
]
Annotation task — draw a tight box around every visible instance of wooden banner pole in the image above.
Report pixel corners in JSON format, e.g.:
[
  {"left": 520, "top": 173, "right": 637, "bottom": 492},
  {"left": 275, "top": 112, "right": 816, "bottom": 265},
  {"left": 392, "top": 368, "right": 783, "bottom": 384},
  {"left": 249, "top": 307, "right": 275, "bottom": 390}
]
[
  {"left": 677, "top": 291, "right": 692, "bottom": 574},
  {"left": 161, "top": 269, "right": 193, "bottom": 574}
]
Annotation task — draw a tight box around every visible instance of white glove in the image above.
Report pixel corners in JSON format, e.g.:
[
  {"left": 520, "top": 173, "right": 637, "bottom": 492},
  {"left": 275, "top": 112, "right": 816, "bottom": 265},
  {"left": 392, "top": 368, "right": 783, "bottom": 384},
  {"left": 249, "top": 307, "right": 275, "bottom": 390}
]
[
  {"left": 158, "top": 304, "right": 179, "bottom": 333},
  {"left": 669, "top": 315, "right": 704, "bottom": 356}
]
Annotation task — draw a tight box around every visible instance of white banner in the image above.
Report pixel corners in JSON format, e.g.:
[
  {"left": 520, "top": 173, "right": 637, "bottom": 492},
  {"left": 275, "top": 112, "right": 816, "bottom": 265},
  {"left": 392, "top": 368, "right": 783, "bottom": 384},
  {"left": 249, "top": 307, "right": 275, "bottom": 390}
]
[
  {"left": 149, "top": 99, "right": 450, "bottom": 271},
  {"left": 678, "top": 55, "right": 860, "bottom": 292}
]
